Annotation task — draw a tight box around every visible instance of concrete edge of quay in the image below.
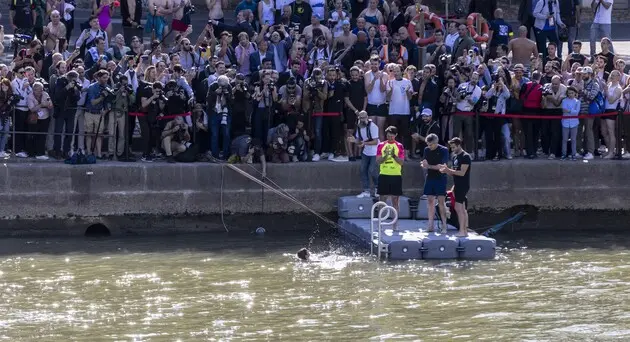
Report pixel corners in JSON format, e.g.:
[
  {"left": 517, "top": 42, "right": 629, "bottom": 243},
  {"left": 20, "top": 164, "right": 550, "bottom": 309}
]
[{"left": 0, "top": 160, "right": 629, "bottom": 236}]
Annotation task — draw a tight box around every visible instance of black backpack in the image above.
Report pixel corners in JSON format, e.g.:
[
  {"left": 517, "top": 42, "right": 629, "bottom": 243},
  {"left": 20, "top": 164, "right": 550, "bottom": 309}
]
[{"left": 356, "top": 120, "right": 375, "bottom": 141}]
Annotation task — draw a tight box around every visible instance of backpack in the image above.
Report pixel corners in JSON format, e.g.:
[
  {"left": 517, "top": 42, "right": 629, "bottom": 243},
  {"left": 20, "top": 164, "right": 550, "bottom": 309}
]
[
  {"left": 175, "top": 143, "right": 199, "bottom": 162},
  {"left": 356, "top": 120, "right": 375, "bottom": 142},
  {"left": 589, "top": 91, "right": 605, "bottom": 114}
]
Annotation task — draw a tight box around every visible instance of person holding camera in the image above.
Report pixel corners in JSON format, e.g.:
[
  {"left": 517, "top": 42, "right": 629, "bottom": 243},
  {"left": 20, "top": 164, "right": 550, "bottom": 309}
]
[
  {"left": 206, "top": 75, "right": 234, "bottom": 159},
  {"left": 252, "top": 70, "right": 278, "bottom": 148},
  {"left": 108, "top": 74, "right": 134, "bottom": 159},
  {"left": 540, "top": 75, "right": 566, "bottom": 159},
  {"left": 0, "top": 79, "right": 17, "bottom": 158},
  {"left": 26, "top": 82, "right": 53, "bottom": 159},
  {"left": 51, "top": 70, "right": 81, "bottom": 159},
  {"left": 453, "top": 71, "right": 482, "bottom": 157},
  {"left": 439, "top": 77, "right": 458, "bottom": 143},
  {"left": 161, "top": 116, "right": 191, "bottom": 163},
  {"left": 484, "top": 74, "right": 512, "bottom": 160},
  {"left": 139, "top": 81, "right": 167, "bottom": 162},
  {"left": 84, "top": 69, "right": 111, "bottom": 158},
  {"left": 302, "top": 67, "right": 328, "bottom": 161}
]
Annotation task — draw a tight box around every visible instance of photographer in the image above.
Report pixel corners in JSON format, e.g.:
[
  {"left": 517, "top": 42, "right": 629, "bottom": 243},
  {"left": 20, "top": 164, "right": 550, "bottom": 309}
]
[
  {"left": 453, "top": 72, "right": 482, "bottom": 156},
  {"left": 231, "top": 73, "right": 250, "bottom": 137},
  {"left": 540, "top": 75, "right": 566, "bottom": 159},
  {"left": 252, "top": 70, "right": 278, "bottom": 148},
  {"left": 439, "top": 77, "right": 458, "bottom": 143},
  {"left": 0, "top": 79, "right": 17, "bottom": 158},
  {"left": 27, "top": 82, "right": 53, "bottom": 159},
  {"left": 266, "top": 123, "right": 290, "bottom": 163},
  {"left": 302, "top": 67, "right": 328, "bottom": 161},
  {"left": 322, "top": 66, "right": 347, "bottom": 161},
  {"left": 108, "top": 75, "right": 135, "bottom": 160},
  {"left": 343, "top": 66, "right": 367, "bottom": 161},
  {"left": 412, "top": 109, "right": 440, "bottom": 159},
  {"left": 484, "top": 75, "right": 512, "bottom": 160},
  {"left": 52, "top": 70, "right": 81, "bottom": 159},
  {"left": 84, "top": 70, "right": 112, "bottom": 158},
  {"left": 11, "top": 67, "right": 32, "bottom": 158},
  {"left": 161, "top": 116, "right": 191, "bottom": 163},
  {"left": 207, "top": 75, "right": 234, "bottom": 159},
  {"left": 139, "top": 81, "right": 168, "bottom": 162}
]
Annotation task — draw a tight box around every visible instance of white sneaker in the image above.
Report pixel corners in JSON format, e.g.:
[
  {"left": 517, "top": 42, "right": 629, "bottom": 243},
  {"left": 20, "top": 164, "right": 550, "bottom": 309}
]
[
  {"left": 356, "top": 191, "right": 371, "bottom": 198},
  {"left": 583, "top": 152, "right": 594, "bottom": 160},
  {"left": 374, "top": 192, "right": 379, "bottom": 198},
  {"left": 622, "top": 152, "right": 630, "bottom": 159},
  {"left": 291, "top": 156, "right": 298, "bottom": 162},
  {"left": 16, "top": 152, "right": 28, "bottom": 158},
  {"left": 320, "top": 153, "right": 329, "bottom": 160},
  {"left": 327, "top": 153, "right": 335, "bottom": 161},
  {"left": 36, "top": 155, "right": 49, "bottom": 160},
  {"left": 312, "top": 154, "right": 320, "bottom": 161},
  {"left": 331, "top": 155, "right": 348, "bottom": 162},
  {"left": 548, "top": 153, "right": 555, "bottom": 160},
  {"left": 0, "top": 152, "right": 7, "bottom": 158}
]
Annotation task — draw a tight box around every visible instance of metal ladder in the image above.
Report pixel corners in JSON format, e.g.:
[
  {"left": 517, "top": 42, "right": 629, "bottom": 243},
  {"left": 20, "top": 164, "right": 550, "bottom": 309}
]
[{"left": 370, "top": 201, "right": 399, "bottom": 259}]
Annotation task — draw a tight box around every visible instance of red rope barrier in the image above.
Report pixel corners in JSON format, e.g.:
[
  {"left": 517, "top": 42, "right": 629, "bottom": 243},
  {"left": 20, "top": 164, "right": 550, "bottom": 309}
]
[{"left": 454, "top": 111, "right": 627, "bottom": 119}]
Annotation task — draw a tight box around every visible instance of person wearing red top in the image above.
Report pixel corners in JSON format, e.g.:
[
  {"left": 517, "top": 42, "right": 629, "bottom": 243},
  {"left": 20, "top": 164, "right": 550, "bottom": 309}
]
[{"left": 520, "top": 71, "right": 543, "bottom": 159}]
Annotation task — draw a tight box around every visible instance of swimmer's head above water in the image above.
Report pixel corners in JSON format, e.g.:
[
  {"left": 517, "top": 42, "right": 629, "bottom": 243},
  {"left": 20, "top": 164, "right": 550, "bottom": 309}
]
[{"left": 297, "top": 248, "right": 310, "bottom": 261}]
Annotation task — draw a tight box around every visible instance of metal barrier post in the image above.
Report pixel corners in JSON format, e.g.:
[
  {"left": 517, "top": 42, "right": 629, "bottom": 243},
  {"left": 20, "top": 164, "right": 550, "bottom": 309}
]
[
  {"left": 615, "top": 108, "right": 623, "bottom": 160},
  {"left": 11, "top": 108, "right": 16, "bottom": 157},
  {"left": 474, "top": 110, "right": 480, "bottom": 161}
]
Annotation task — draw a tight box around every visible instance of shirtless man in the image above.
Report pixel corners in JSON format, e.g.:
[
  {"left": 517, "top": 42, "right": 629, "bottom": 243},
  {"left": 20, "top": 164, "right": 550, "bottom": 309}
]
[
  {"left": 508, "top": 26, "right": 538, "bottom": 69},
  {"left": 404, "top": 0, "right": 429, "bottom": 21},
  {"left": 207, "top": 0, "right": 227, "bottom": 22},
  {"left": 147, "top": 0, "right": 178, "bottom": 41},
  {"left": 333, "top": 20, "right": 356, "bottom": 50},
  {"left": 303, "top": 14, "right": 333, "bottom": 44}
]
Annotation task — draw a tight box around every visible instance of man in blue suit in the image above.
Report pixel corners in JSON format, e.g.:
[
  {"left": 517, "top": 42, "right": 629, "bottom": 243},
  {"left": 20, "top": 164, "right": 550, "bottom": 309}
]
[{"left": 250, "top": 39, "right": 275, "bottom": 75}]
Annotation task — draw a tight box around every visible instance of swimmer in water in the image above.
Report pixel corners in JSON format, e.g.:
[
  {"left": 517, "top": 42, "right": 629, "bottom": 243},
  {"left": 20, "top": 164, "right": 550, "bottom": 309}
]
[{"left": 296, "top": 248, "right": 310, "bottom": 261}]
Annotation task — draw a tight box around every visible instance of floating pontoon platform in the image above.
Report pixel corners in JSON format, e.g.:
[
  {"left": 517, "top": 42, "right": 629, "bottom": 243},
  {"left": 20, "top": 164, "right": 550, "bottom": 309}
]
[{"left": 337, "top": 196, "right": 497, "bottom": 260}]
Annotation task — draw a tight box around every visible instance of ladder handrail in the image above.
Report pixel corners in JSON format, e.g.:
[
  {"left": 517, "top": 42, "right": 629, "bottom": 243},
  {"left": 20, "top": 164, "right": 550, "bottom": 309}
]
[{"left": 370, "top": 201, "right": 398, "bottom": 259}]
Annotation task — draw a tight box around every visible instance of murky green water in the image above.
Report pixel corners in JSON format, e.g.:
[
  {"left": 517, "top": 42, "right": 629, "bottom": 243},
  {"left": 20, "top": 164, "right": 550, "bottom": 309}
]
[{"left": 1, "top": 231, "right": 629, "bottom": 341}]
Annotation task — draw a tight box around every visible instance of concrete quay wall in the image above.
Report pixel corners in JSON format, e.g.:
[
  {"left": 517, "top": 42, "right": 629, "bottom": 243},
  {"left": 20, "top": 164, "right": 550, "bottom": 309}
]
[{"left": 0, "top": 160, "right": 628, "bottom": 235}]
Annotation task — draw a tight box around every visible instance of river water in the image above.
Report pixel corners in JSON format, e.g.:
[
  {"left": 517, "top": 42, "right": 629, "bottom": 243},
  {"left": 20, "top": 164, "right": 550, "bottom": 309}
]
[{"left": 1, "top": 230, "right": 629, "bottom": 341}]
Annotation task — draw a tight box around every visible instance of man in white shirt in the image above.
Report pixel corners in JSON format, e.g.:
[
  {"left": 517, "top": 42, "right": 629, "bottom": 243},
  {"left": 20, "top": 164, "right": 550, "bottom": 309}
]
[
  {"left": 11, "top": 67, "right": 32, "bottom": 157},
  {"left": 386, "top": 64, "right": 414, "bottom": 152},
  {"left": 590, "top": 0, "right": 614, "bottom": 57},
  {"left": 453, "top": 72, "right": 482, "bottom": 156},
  {"left": 351, "top": 110, "right": 380, "bottom": 198},
  {"left": 444, "top": 22, "right": 459, "bottom": 51}
]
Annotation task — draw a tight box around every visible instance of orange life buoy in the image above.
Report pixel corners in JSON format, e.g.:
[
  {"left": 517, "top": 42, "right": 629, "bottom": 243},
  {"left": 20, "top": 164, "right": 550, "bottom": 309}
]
[
  {"left": 466, "top": 12, "right": 490, "bottom": 42},
  {"left": 407, "top": 12, "right": 443, "bottom": 47}
]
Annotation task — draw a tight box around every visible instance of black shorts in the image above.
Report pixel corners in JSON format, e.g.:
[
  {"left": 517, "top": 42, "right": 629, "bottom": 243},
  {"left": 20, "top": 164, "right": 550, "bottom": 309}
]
[
  {"left": 378, "top": 174, "right": 403, "bottom": 196},
  {"left": 603, "top": 109, "right": 617, "bottom": 120},
  {"left": 453, "top": 186, "right": 469, "bottom": 204},
  {"left": 366, "top": 103, "right": 388, "bottom": 117},
  {"left": 345, "top": 109, "right": 357, "bottom": 130}
]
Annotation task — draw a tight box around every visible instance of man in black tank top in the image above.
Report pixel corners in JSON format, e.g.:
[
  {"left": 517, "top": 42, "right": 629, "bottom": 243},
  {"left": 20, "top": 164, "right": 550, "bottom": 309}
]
[{"left": 439, "top": 137, "right": 472, "bottom": 237}]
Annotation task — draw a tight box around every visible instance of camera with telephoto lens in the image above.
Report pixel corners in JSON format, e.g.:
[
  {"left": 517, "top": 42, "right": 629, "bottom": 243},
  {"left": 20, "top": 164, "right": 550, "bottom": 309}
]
[
  {"left": 457, "top": 86, "right": 473, "bottom": 100},
  {"left": 176, "top": 123, "right": 187, "bottom": 141},
  {"left": 8, "top": 93, "right": 23, "bottom": 106},
  {"left": 438, "top": 54, "right": 450, "bottom": 67},
  {"left": 101, "top": 86, "right": 116, "bottom": 101},
  {"left": 542, "top": 84, "right": 554, "bottom": 96},
  {"left": 268, "top": 81, "right": 275, "bottom": 89}
]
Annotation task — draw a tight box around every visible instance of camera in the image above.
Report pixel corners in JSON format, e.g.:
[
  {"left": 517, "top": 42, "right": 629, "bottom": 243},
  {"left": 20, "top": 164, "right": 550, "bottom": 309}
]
[
  {"left": 8, "top": 93, "right": 23, "bottom": 106},
  {"left": 186, "top": 4, "right": 196, "bottom": 14},
  {"left": 542, "top": 84, "right": 554, "bottom": 96},
  {"left": 457, "top": 86, "right": 472, "bottom": 100},
  {"left": 268, "top": 81, "right": 275, "bottom": 89},
  {"left": 101, "top": 86, "right": 116, "bottom": 101},
  {"left": 176, "top": 124, "right": 187, "bottom": 141},
  {"left": 439, "top": 54, "right": 450, "bottom": 66}
]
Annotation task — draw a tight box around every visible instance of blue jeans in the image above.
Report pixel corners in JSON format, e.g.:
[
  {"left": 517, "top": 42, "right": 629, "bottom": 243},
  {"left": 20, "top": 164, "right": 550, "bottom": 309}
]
[
  {"left": 534, "top": 28, "right": 559, "bottom": 60},
  {"left": 210, "top": 113, "right": 231, "bottom": 159},
  {"left": 590, "top": 23, "right": 613, "bottom": 57},
  {"left": 313, "top": 116, "right": 323, "bottom": 154},
  {"left": 0, "top": 118, "right": 9, "bottom": 152},
  {"left": 360, "top": 155, "right": 378, "bottom": 192}
]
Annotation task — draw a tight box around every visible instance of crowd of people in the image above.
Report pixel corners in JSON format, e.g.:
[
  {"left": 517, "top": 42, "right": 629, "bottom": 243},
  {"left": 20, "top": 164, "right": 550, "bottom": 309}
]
[{"left": 0, "top": 0, "right": 627, "bottom": 170}]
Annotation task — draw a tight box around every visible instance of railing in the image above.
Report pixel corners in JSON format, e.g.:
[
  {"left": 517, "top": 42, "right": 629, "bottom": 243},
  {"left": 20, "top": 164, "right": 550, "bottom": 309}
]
[
  {"left": 370, "top": 201, "right": 398, "bottom": 259},
  {"left": 454, "top": 107, "right": 630, "bottom": 161}
]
